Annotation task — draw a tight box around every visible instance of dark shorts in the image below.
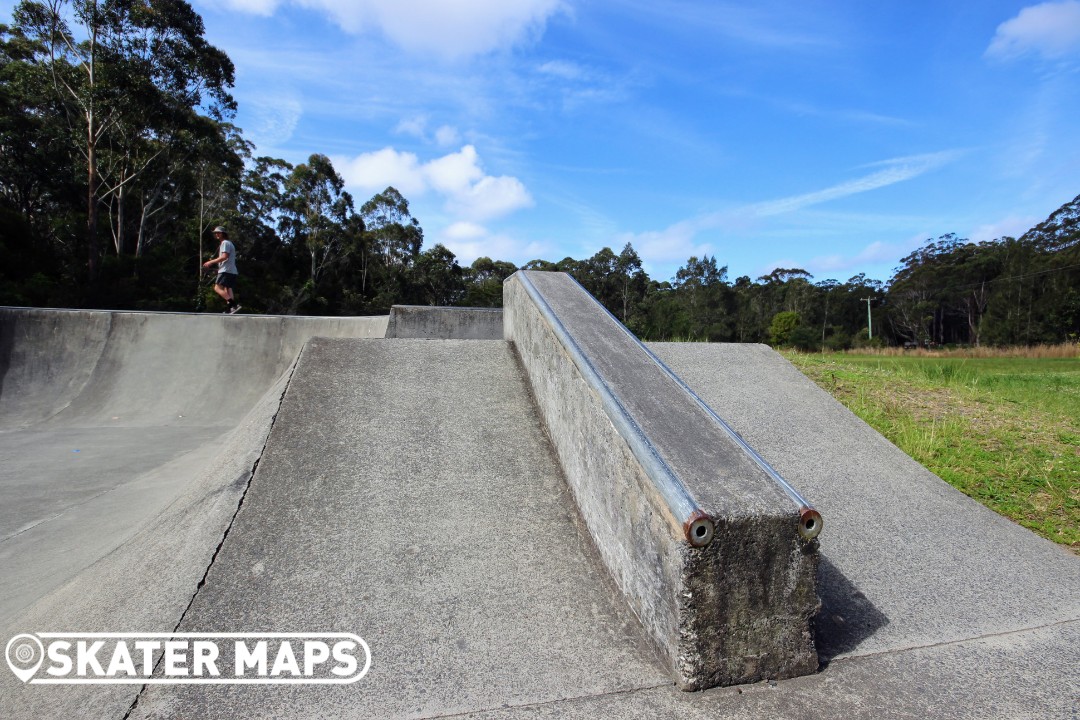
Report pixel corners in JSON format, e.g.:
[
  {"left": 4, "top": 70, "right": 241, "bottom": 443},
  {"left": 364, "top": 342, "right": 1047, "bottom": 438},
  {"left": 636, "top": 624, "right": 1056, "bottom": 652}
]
[{"left": 215, "top": 272, "right": 238, "bottom": 289}]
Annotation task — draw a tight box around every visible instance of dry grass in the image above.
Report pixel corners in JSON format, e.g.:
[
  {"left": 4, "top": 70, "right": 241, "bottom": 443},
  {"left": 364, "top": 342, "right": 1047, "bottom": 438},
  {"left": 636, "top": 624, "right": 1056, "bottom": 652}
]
[{"left": 847, "top": 342, "right": 1080, "bottom": 359}]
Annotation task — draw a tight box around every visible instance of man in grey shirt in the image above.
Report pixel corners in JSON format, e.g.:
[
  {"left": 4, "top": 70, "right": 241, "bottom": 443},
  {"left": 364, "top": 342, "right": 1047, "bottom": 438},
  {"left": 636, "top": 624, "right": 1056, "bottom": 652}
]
[{"left": 202, "top": 226, "right": 241, "bottom": 314}]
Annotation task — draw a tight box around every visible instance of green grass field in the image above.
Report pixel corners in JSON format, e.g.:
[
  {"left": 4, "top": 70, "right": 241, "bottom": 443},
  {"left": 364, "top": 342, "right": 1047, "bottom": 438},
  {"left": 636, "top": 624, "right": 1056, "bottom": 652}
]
[{"left": 782, "top": 348, "right": 1080, "bottom": 553}]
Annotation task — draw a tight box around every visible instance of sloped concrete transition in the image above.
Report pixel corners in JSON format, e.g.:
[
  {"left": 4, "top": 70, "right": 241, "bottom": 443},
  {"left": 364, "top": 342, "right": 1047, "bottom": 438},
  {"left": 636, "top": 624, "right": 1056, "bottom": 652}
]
[{"left": 0, "top": 272, "right": 1077, "bottom": 719}]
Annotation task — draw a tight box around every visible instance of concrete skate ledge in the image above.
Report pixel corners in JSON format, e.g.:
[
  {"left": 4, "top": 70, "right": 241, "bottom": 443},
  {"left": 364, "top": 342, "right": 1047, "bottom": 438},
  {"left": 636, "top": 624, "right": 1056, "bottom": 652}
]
[
  {"left": 503, "top": 271, "right": 822, "bottom": 690},
  {"left": 385, "top": 305, "right": 503, "bottom": 339}
]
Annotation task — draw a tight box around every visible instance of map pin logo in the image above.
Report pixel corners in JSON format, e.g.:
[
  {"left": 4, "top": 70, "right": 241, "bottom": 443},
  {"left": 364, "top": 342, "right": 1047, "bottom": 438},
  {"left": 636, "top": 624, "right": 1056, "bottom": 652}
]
[{"left": 6, "top": 634, "right": 44, "bottom": 683}]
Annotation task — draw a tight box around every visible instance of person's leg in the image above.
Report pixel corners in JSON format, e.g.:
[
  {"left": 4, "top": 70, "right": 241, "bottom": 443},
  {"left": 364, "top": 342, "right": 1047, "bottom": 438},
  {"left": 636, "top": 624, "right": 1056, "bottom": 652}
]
[{"left": 214, "top": 274, "right": 238, "bottom": 310}]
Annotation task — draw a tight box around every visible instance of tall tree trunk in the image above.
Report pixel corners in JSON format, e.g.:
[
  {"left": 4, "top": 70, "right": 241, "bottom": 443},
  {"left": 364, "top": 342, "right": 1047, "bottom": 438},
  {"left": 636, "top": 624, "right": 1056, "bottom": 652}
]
[
  {"left": 87, "top": 135, "right": 99, "bottom": 281},
  {"left": 115, "top": 183, "right": 126, "bottom": 255}
]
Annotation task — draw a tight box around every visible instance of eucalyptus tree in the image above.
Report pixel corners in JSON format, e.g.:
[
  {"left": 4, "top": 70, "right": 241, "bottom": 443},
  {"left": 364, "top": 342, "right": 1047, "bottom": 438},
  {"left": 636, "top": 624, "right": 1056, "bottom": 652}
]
[
  {"left": 12, "top": 0, "right": 235, "bottom": 281},
  {"left": 409, "top": 243, "right": 465, "bottom": 306},
  {"left": 359, "top": 186, "right": 423, "bottom": 308},
  {"left": 887, "top": 235, "right": 960, "bottom": 345},
  {"left": 670, "top": 255, "right": 734, "bottom": 340},
  {"left": 613, "top": 242, "right": 648, "bottom": 325},
  {"left": 360, "top": 186, "right": 423, "bottom": 270},
  {"left": 0, "top": 25, "right": 67, "bottom": 224},
  {"left": 279, "top": 154, "right": 352, "bottom": 295},
  {"left": 187, "top": 123, "right": 248, "bottom": 268},
  {"left": 462, "top": 256, "right": 517, "bottom": 306}
]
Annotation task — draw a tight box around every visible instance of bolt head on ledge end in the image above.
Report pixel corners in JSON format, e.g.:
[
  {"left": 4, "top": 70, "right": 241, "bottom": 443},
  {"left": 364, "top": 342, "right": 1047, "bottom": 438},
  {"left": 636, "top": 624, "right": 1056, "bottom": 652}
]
[
  {"left": 684, "top": 511, "right": 715, "bottom": 547},
  {"left": 798, "top": 508, "right": 822, "bottom": 541}
]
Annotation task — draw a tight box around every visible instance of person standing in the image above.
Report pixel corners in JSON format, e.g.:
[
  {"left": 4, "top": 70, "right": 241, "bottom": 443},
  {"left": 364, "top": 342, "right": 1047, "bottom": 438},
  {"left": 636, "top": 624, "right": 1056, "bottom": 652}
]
[{"left": 202, "top": 226, "right": 241, "bottom": 314}]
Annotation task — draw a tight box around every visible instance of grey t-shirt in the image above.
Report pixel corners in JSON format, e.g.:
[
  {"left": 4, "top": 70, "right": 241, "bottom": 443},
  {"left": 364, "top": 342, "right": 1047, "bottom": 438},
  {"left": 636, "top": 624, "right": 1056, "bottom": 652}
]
[{"left": 217, "top": 239, "right": 238, "bottom": 275}]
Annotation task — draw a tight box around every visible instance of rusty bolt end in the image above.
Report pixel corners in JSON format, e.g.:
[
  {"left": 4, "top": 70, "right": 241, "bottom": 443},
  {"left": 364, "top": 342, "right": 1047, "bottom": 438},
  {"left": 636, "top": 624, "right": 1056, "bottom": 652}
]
[
  {"left": 684, "top": 510, "right": 715, "bottom": 548},
  {"left": 799, "top": 507, "right": 822, "bottom": 541}
]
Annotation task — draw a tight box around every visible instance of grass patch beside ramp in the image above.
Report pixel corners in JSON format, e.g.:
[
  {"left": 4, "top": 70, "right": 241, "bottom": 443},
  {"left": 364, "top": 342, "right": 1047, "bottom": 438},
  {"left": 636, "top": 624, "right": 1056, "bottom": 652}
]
[{"left": 784, "top": 350, "right": 1080, "bottom": 553}]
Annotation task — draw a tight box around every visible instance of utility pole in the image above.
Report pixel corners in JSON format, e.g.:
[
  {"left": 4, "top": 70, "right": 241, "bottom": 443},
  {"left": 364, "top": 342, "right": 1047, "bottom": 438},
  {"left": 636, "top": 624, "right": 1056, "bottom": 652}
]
[{"left": 862, "top": 297, "right": 873, "bottom": 340}]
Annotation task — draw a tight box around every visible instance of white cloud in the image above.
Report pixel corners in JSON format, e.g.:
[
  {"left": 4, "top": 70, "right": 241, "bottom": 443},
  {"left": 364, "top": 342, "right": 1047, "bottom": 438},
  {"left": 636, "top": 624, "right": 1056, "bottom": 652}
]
[
  {"left": 435, "top": 225, "right": 551, "bottom": 266},
  {"left": 394, "top": 115, "right": 429, "bottom": 139},
  {"left": 969, "top": 215, "right": 1039, "bottom": 242},
  {"left": 334, "top": 145, "right": 533, "bottom": 221},
  {"left": 986, "top": 1, "right": 1080, "bottom": 60},
  {"left": 335, "top": 147, "right": 427, "bottom": 196},
  {"left": 243, "top": 94, "right": 303, "bottom": 148},
  {"left": 425, "top": 146, "right": 485, "bottom": 194},
  {"left": 616, "top": 220, "right": 711, "bottom": 268},
  {"left": 747, "top": 151, "right": 961, "bottom": 217},
  {"left": 283, "top": 0, "right": 567, "bottom": 59},
  {"left": 444, "top": 221, "right": 488, "bottom": 240},
  {"left": 803, "top": 241, "right": 913, "bottom": 276},
  {"left": 617, "top": 152, "right": 960, "bottom": 280},
  {"left": 393, "top": 117, "right": 461, "bottom": 147},
  {"left": 434, "top": 125, "right": 461, "bottom": 147},
  {"left": 538, "top": 60, "right": 586, "bottom": 80},
  {"left": 452, "top": 174, "right": 534, "bottom": 219}
]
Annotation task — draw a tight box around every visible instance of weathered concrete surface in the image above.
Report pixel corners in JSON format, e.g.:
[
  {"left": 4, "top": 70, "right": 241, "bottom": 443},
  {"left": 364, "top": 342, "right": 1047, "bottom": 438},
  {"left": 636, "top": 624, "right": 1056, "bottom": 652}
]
[
  {"left": 456, "top": 620, "right": 1080, "bottom": 719},
  {"left": 385, "top": 305, "right": 503, "bottom": 339},
  {"left": 503, "top": 272, "right": 819, "bottom": 690},
  {"left": 0, "top": 361, "right": 300, "bottom": 720},
  {"left": 647, "top": 342, "right": 1080, "bottom": 663},
  {"left": 128, "top": 338, "right": 666, "bottom": 719},
  {"left": 0, "top": 308, "right": 388, "bottom": 428},
  {"left": 0, "top": 309, "right": 388, "bottom": 624},
  {"left": 3, "top": 308, "right": 1078, "bottom": 719}
]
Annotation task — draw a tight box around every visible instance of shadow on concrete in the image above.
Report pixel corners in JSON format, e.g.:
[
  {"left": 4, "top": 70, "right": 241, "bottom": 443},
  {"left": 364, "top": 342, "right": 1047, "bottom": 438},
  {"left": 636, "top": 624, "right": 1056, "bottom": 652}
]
[
  {"left": 814, "top": 554, "right": 890, "bottom": 663},
  {"left": 0, "top": 312, "right": 13, "bottom": 401}
]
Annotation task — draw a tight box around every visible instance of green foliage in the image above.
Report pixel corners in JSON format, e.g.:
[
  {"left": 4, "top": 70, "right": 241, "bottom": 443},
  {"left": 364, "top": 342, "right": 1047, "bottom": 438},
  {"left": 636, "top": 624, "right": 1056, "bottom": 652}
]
[
  {"left": 887, "top": 219, "right": 1080, "bottom": 347},
  {"left": 463, "top": 257, "right": 517, "bottom": 307},
  {"left": 786, "top": 351, "right": 1080, "bottom": 552},
  {"left": 769, "top": 310, "right": 800, "bottom": 346},
  {"left": 11, "top": 0, "right": 236, "bottom": 285},
  {"left": 2, "top": 3, "right": 1079, "bottom": 345}
]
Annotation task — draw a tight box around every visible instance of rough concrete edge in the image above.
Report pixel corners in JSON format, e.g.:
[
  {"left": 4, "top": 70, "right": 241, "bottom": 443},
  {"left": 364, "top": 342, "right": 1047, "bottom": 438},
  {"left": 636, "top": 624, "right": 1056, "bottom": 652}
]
[
  {"left": 0, "top": 355, "right": 304, "bottom": 720},
  {"left": 503, "top": 271, "right": 819, "bottom": 690},
  {"left": 385, "top": 305, "right": 504, "bottom": 340}
]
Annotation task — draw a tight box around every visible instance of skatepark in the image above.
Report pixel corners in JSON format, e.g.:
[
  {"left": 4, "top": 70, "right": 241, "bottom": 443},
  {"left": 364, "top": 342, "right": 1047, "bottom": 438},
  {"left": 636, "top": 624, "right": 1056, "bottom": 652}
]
[{"left": 1, "top": 271, "right": 1077, "bottom": 718}]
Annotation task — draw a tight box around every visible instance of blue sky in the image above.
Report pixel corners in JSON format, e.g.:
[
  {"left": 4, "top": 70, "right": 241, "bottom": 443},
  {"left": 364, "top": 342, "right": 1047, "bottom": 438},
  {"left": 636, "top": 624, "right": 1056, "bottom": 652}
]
[{"left": 5, "top": 1, "right": 1080, "bottom": 284}]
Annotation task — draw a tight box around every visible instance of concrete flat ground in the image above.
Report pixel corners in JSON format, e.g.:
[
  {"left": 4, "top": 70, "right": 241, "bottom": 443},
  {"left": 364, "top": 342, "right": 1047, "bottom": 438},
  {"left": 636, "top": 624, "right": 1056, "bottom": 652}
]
[{"left": 1, "top": 309, "right": 1077, "bottom": 719}]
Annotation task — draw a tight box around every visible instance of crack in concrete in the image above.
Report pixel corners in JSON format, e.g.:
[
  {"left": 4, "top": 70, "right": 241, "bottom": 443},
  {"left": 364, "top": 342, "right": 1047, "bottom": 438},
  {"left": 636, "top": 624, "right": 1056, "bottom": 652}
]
[
  {"left": 826, "top": 615, "right": 1080, "bottom": 666},
  {"left": 414, "top": 682, "right": 675, "bottom": 720},
  {"left": 120, "top": 354, "right": 304, "bottom": 720}
]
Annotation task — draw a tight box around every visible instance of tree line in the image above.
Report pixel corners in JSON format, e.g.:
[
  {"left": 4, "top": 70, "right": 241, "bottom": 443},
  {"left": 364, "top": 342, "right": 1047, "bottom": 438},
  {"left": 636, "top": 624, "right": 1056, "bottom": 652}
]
[{"left": 2, "top": 2, "right": 1078, "bottom": 347}]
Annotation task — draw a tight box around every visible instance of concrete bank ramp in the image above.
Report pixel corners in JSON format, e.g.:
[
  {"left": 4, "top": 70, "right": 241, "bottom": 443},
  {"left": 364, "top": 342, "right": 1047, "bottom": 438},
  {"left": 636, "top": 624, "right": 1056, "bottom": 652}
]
[
  {"left": 131, "top": 338, "right": 666, "bottom": 718},
  {"left": 648, "top": 342, "right": 1080, "bottom": 665}
]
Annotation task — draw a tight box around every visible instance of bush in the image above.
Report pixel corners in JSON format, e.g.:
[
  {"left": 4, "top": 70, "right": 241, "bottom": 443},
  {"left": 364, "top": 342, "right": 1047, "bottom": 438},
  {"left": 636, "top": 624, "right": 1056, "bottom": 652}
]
[{"left": 769, "top": 311, "right": 800, "bottom": 346}]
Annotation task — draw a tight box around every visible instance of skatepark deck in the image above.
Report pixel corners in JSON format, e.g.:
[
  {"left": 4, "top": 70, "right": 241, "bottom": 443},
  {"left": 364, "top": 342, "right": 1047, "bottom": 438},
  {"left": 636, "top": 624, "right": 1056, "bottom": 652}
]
[{"left": 1, "top": 280, "right": 1078, "bottom": 718}]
